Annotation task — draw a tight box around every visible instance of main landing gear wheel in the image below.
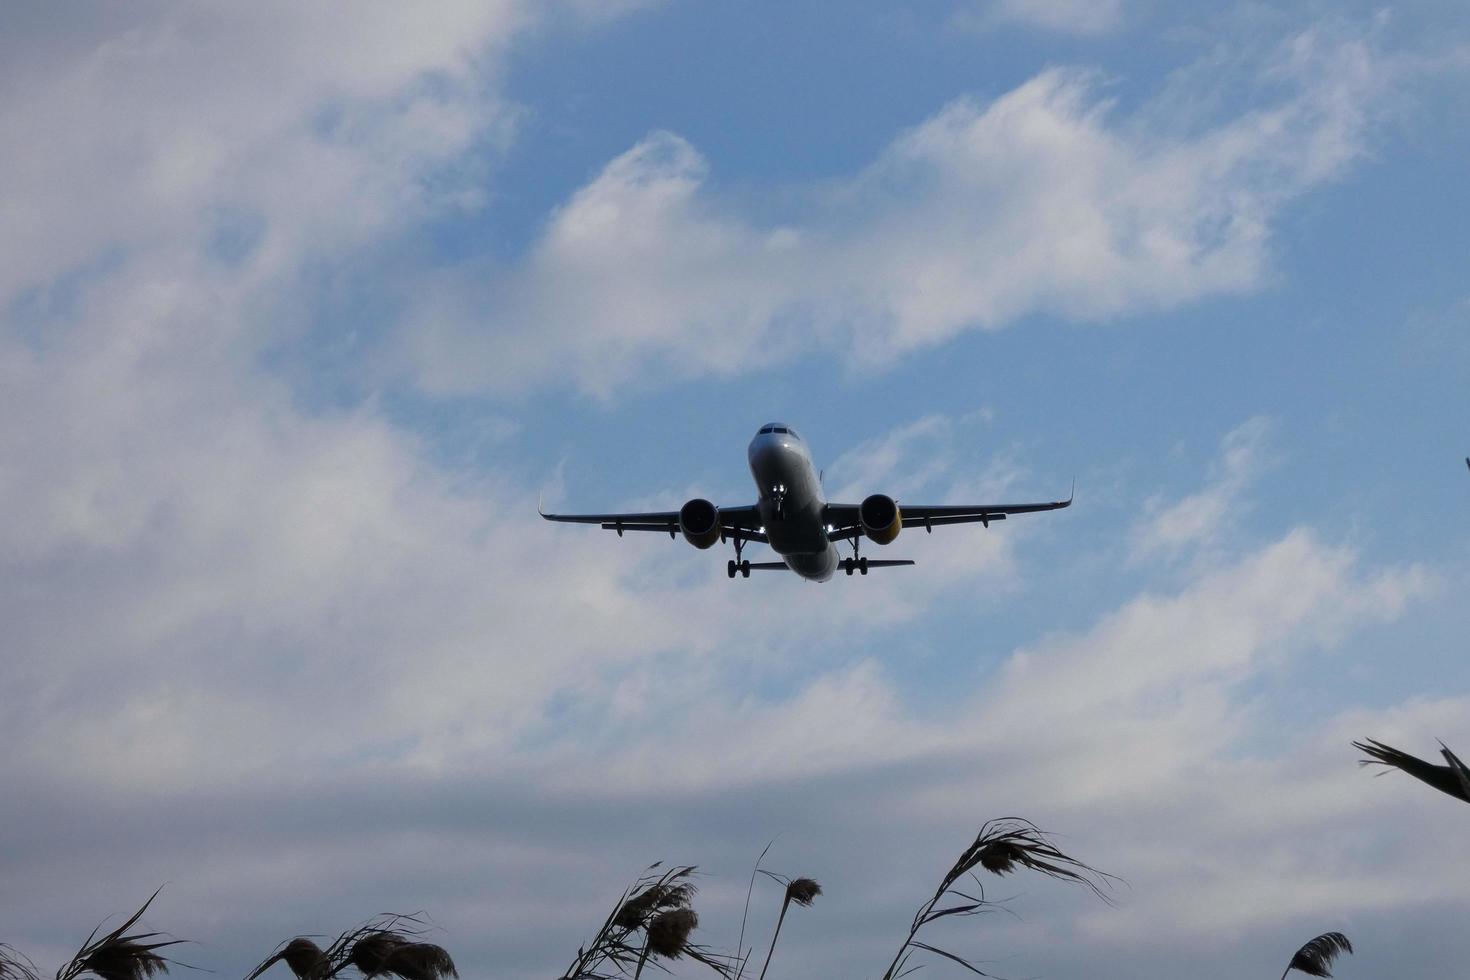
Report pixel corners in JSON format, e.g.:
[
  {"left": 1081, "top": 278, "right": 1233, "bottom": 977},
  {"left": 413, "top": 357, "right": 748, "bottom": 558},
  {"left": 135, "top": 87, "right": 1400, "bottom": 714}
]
[
  {"left": 859, "top": 557, "right": 869, "bottom": 575},
  {"left": 728, "top": 559, "right": 752, "bottom": 579},
  {"left": 728, "top": 559, "right": 737, "bottom": 579}
]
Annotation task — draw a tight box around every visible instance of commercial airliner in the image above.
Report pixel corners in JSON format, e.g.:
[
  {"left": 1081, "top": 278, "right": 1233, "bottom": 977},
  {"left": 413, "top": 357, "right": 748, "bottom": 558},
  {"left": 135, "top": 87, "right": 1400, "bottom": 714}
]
[{"left": 540, "top": 423, "right": 1072, "bottom": 582}]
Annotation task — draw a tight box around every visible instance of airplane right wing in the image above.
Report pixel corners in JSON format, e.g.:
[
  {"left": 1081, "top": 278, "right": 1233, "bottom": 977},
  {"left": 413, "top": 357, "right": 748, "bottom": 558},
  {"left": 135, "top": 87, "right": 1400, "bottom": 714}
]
[{"left": 540, "top": 502, "right": 766, "bottom": 542}]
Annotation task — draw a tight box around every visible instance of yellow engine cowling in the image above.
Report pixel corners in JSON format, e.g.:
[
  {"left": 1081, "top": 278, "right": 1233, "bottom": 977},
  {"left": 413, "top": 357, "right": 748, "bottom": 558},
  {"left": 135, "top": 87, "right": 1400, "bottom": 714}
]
[
  {"left": 860, "top": 493, "right": 901, "bottom": 545},
  {"left": 679, "top": 498, "right": 722, "bottom": 549}
]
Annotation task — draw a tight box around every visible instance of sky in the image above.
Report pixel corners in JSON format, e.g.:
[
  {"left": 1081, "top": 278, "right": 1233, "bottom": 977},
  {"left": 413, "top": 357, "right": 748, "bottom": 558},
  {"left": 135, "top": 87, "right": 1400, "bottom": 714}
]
[{"left": 2, "top": 2, "right": 1469, "bottom": 978}]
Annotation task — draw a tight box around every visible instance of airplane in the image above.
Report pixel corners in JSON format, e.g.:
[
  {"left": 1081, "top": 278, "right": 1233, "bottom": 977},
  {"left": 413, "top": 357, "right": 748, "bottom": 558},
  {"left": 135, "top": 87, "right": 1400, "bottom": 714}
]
[{"left": 540, "top": 422, "right": 1072, "bottom": 581}]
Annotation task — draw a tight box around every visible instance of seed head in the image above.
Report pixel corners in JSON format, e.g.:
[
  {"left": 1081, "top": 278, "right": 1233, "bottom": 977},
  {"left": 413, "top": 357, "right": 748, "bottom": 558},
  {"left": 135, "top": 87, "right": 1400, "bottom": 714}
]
[
  {"left": 615, "top": 883, "right": 694, "bottom": 930},
  {"left": 1287, "top": 933, "right": 1353, "bottom": 978},
  {"left": 785, "top": 879, "right": 822, "bottom": 907},
  {"left": 349, "top": 934, "right": 405, "bottom": 978},
  {"left": 378, "top": 943, "right": 457, "bottom": 980},
  {"left": 279, "top": 940, "right": 327, "bottom": 980},
  {"left": 76, "top": 940, "right": 171, "bottom": 980},
  {"left": 645, "top": 910, "right": 698, "bottom": 960},
  {"left": 977, "top": 840, "right": 1024, "bottom": 875}
]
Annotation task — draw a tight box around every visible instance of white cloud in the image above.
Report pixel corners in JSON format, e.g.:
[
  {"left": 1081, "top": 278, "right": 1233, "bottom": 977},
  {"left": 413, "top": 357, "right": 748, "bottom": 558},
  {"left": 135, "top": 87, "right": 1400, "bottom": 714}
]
[
  {"left": 0, "top": 0, "right": 695, "bottom": 791},
  {"left": 1130, "top": 416, "right": 1274, "bottom": 561},
  {"left": 406, "top": 26, "right": 1386, "bottom": 397},
  {"left": 0, "top": 2, "right": 546, "bottom": 309},
  {"left": 0, "top": 357, "right": 1460, "bottom": 977},
  {"left": 496, "top": 529, "right": 1451, "bottom": 980}
]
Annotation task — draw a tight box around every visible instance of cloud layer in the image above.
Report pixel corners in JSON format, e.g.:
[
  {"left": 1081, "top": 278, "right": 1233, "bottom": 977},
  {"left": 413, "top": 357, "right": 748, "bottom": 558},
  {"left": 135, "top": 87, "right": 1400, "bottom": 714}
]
[
  {"left": 3, "top": 6, "right": 1467, "bottom": 980},
  {"left": 407, "top": 25, "right": 1381, "bottom": 397}
]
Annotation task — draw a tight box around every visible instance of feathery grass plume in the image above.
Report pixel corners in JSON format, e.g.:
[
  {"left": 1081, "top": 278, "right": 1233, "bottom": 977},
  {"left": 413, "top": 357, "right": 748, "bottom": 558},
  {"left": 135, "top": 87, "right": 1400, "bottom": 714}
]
[
  {"left": 644, "top": 911, "right": 698, "bottom": 961},
  {"left": 630, "top": 909, "right": 701, "bottom": 980},
  {"left": 1, "top": 945, "right": 40, "bottom": 980},
  {"left": 55, "top": 888, "right": 188, "bottom": 980},
  {"left": 249, "top": 915, "right": 451, "bottom": 980},
  {"left": 614, "top": 882, "right": 697, "bottom": 932},
  {"left": 244, "top": 939, "right": 329, "bottom": 980},
  {"left": 879, "top": 818, "right": 1117, "bottom": 980},
  {"left": 784, "top": 879, "right": 821, "bottom": 907},
  {"left": 561, "top": 866, "right": 733, "bottom": 980},
  {"left": 1280, "top": 932, "right": 1353, "bottom": 979},
  {"left": 1440, "top": 742, "right": 1470, "bottom": 800},
  {"left": 560, "top": 865, "right": 691, "bottom": 980},
  {"left": 346, "top": 934, "right": 401, "bottom": 978},
  {"left": 753, "top": 874, "right": 822, "bottom": 980},
  {"left": 334, "top": 917, "right": 454, "bottom": 980},
  {"left": 280, "top": 942, "right": 326, "bottom": 980},
  {"left": 949, "top": 819, "right": 1118, "bottom": 904},
  {"left": 1354, "top": 738, "right": 1470, "bottom": 804},
  {"left": 370, "top": 944, "right": 455, "bottom": 980}
]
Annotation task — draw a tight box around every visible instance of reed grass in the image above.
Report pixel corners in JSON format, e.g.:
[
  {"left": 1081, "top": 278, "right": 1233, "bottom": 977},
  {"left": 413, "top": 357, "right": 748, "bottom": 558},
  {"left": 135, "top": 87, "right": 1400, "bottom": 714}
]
[
  {"left": 246, "top": 914, "right": 455, "bottom": 980},
  {"left": 750, "top": 873, "right": 820, "bottom": 980},
  {"left": 1354, "top": 738, "right": 1470, "bottom": 804},
  {"left": 878, "top": 818, "right": 1117, "bottom": 980},
  {"left": 0, "top": 945, "right": 40, "bottom": 980},
  {"left": 559, "top": 865, "right": 732, "bottom": 980},
  {"left": 53, "top": 889, "right": 187, "bottom": 980},
  {"left": 1280, "top": 932, "right": 1353, "bottom": 979},
  {"left": 3, "top": 818, "right": 1377, "bottom": 980}
]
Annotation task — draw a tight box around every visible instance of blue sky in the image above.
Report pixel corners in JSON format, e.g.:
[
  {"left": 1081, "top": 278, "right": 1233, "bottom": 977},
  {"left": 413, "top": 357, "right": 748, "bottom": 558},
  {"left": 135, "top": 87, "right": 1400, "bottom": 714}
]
[{"left": 2, "top": 3, "right": 1469, "bottom": 979}]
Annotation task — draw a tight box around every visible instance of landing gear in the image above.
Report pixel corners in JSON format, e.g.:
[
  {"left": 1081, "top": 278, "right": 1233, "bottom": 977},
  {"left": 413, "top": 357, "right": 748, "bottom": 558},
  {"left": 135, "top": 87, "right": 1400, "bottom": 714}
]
[
  {"left": 728, "top": 533, "right": 752, "bottom": 579},
  {"left": 840, "top": 557, "right": 870, "bottom": 576}
]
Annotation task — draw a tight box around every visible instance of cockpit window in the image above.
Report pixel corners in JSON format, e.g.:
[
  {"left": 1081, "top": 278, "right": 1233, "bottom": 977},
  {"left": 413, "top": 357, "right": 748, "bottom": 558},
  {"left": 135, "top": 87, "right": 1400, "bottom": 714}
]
[
  {"left": 759, "top": 426, "right": 775, "bottom": 434},
  {"left": 774, "top": 426, "right": 789, "bottom": 434}
]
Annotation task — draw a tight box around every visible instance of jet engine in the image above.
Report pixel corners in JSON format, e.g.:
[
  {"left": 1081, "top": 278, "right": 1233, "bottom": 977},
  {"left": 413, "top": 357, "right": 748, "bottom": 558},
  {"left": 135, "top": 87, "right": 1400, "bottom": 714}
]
[
  {"left": 679, "top": 498, "right": 722, "bottom": 549},
  {"left": 860, "top": 493, "right": 902, "bottom": 545}
]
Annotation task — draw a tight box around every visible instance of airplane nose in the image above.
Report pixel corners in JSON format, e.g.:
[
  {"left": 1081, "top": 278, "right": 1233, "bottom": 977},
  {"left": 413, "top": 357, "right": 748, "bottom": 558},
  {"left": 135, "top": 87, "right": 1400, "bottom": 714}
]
[{"left": 747, "top": 435, "right": 781, "bottom": 471}]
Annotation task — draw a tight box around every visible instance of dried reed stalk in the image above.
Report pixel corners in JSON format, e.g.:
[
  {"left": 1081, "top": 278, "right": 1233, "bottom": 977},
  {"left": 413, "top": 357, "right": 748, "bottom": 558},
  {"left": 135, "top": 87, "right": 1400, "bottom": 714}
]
[
  {"left": 879, "top": 818, "right": 1117, "bottom": 980},
  {"left": 245, "top": 915, "right": 454, "bottom": 980},
  {"left": 560, "top": 866, "right": 732, "bottom": 980},
  {"left": 54, "top": 888, "right": 187, "bottom": 980},
  {"left": 1, "top": 945, "right": 40, "bottom": 980},
  {"left": 1280, "top": 932, "right": 1352, "bottom": 979},
  {"left": 1355, "top": 738, "right": 1470, "bottom": 804},
  {"left": 752, "top": 874, "right": 820, "bottom": 980}
]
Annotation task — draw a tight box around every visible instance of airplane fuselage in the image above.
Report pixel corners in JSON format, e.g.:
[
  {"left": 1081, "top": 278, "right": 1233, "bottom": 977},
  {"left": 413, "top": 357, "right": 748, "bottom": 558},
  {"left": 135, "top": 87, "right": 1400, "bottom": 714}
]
[{"left": 747, "top": 427, "right": 840, "bottom": 581}]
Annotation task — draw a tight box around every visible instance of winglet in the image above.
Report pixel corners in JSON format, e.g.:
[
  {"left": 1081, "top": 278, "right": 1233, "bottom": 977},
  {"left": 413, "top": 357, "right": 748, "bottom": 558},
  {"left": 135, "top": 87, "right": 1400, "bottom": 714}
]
[
  {"left": 538, "top": 493, "right": 549, "bottom": 519},
  {"left": 1063, "top": 477, "right": 1075, "bottom": 506}
]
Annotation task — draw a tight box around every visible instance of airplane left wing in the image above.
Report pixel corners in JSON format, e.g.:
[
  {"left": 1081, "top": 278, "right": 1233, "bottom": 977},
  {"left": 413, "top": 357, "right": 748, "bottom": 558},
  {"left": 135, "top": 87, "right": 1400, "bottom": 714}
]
[
  {"left": 540, "top": 502, "right": 765, "bottom": 541},
  {"left": 824, "top": 488, "right": 1072, "bottom": 540}
]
